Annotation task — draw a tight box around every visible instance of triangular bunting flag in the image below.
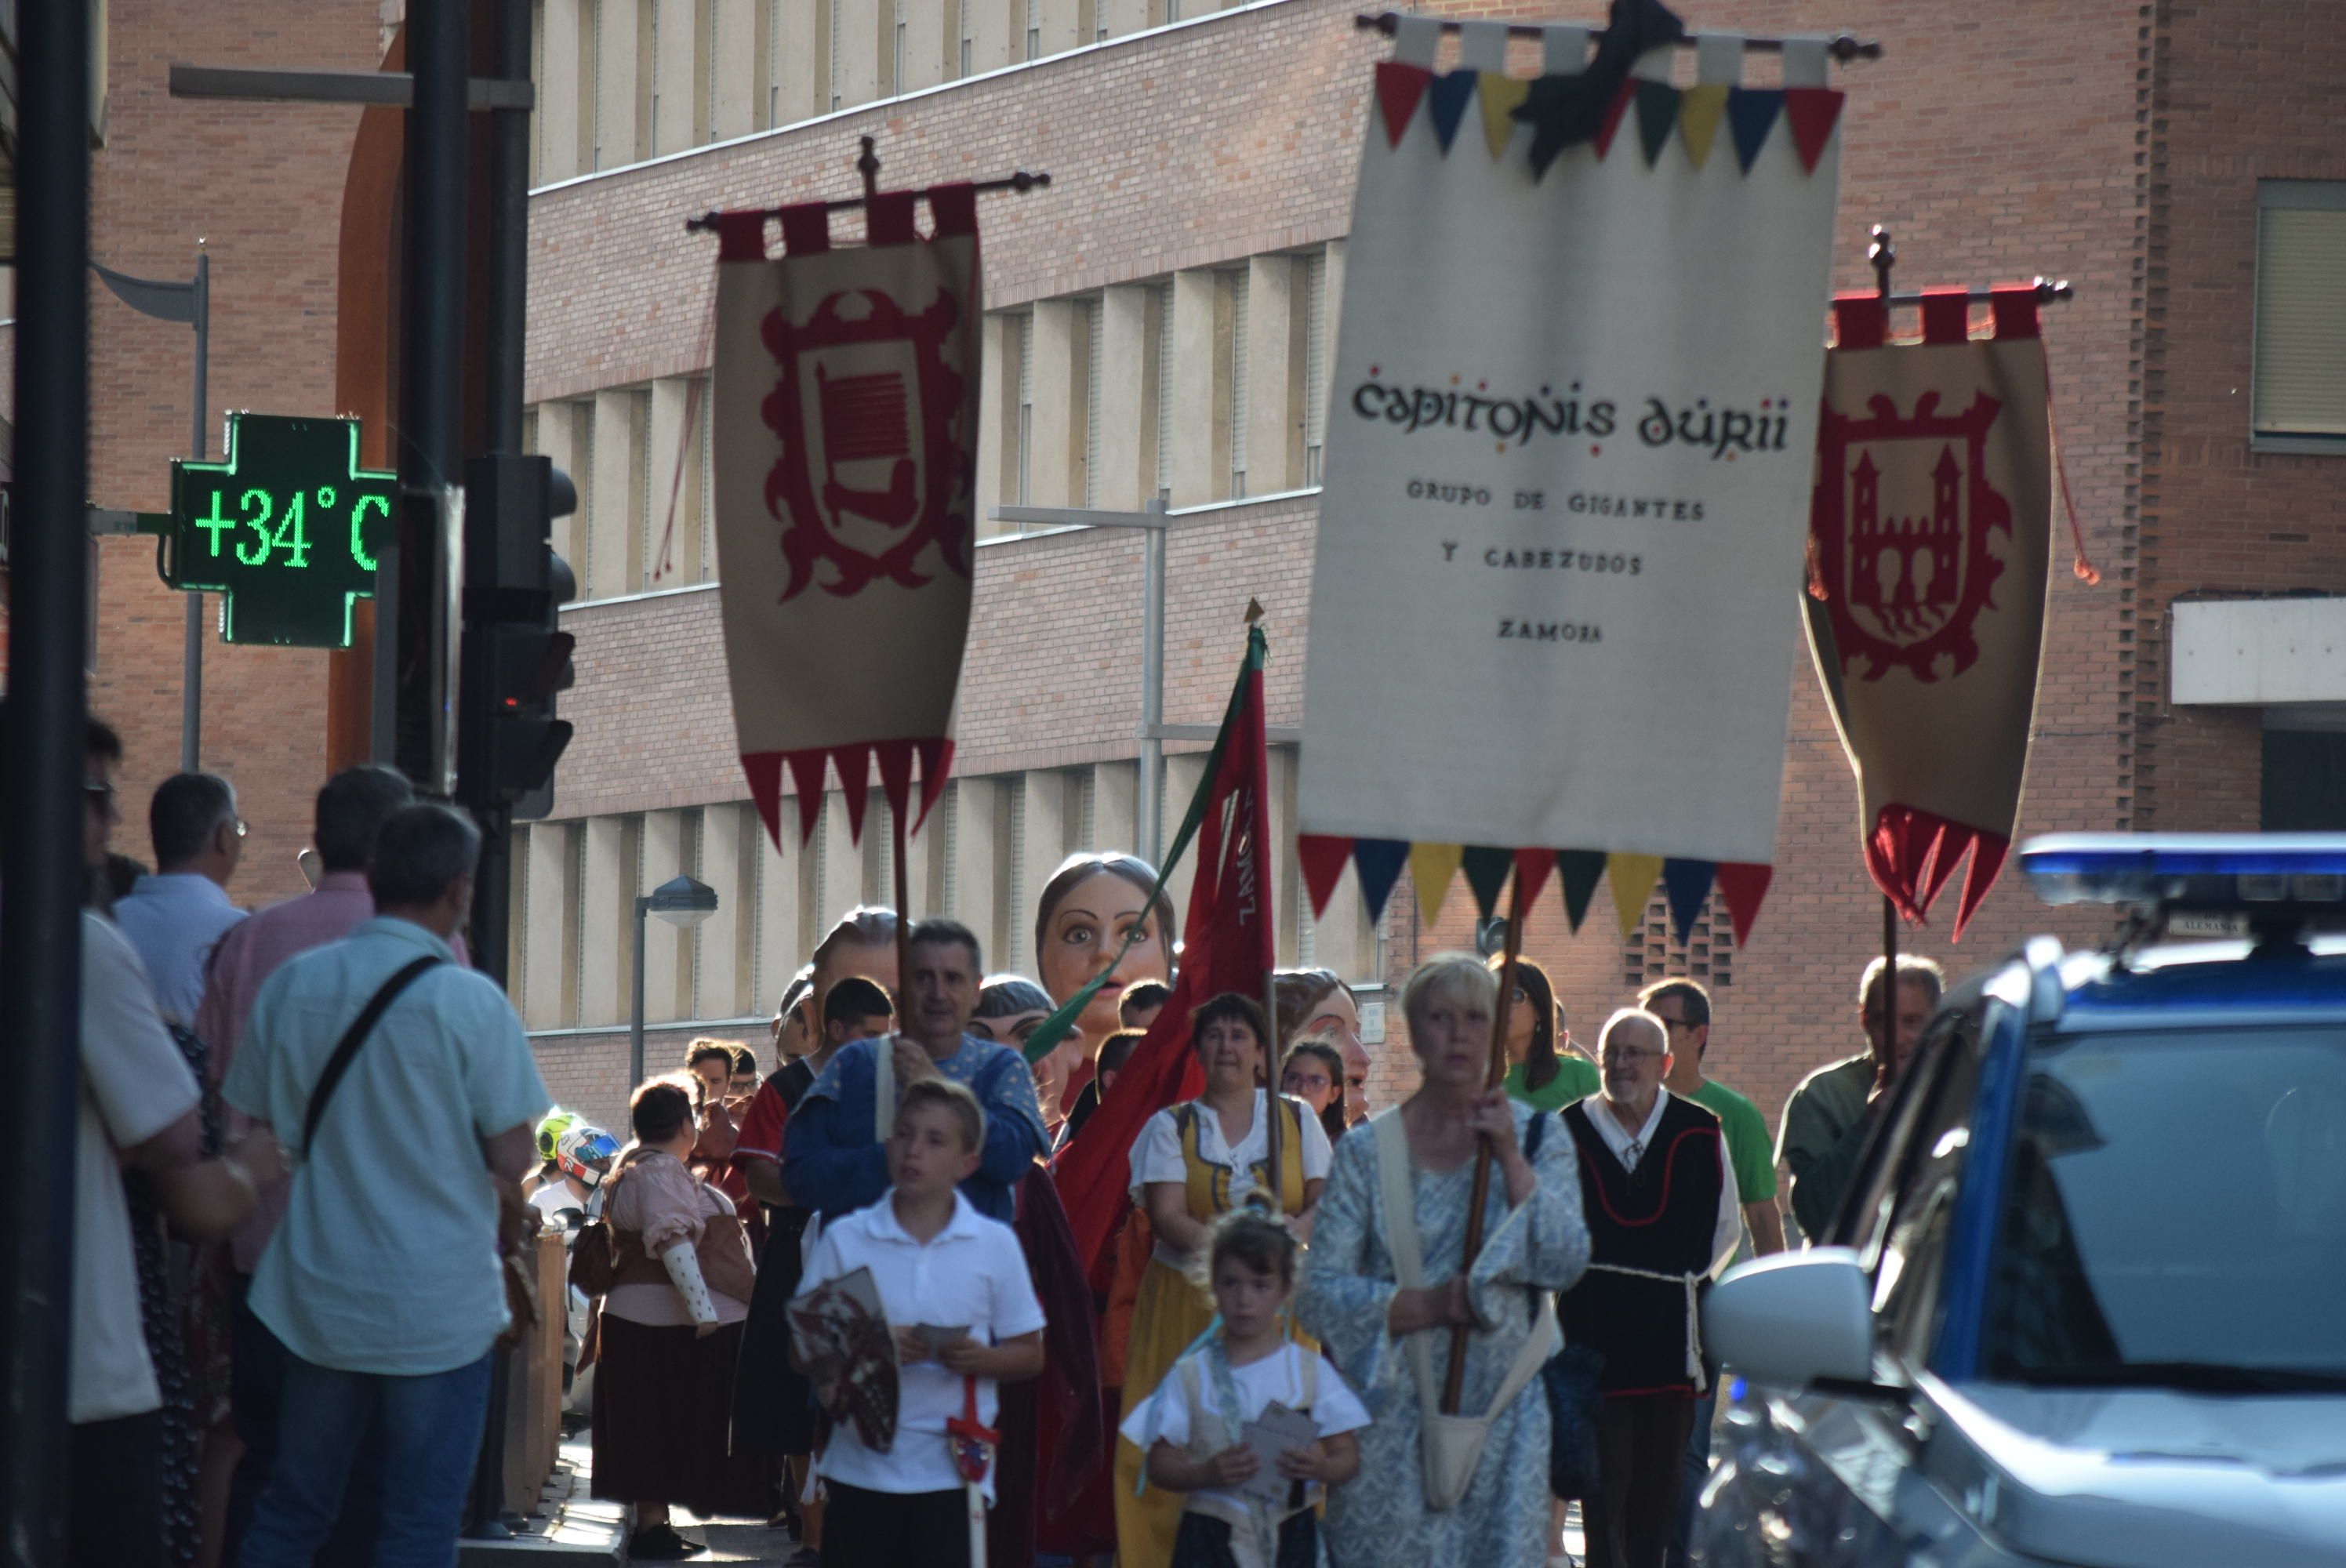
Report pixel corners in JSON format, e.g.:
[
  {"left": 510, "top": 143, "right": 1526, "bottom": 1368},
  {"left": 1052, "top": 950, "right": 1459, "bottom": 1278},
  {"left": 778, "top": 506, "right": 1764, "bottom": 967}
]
[
  {"left": 1662, "top": 859, "right": 1716, "bottom": 944},
  {"left": 1411, "top": 842, "right": 1465, "bottom": 924},
  {"left": 1298, "top": 833, "right": 1353, "bottom": 920},
  {"left": 742, "top": 753, "right": 787, "bottom": 851},
  {"left": 834, "top": 742, "right": 872, "bottom": 843},
  {"left": 1716, "top": 862, "right": 1773, "bottom": 946},
  {"left": 784, "top": 750, "right": 829, "bottom": 846},
  {"left": 913, "top": 736, "right": 953, "bottom": 835},
  {"left": 1607, "top": 853, "right": 1664, "bottom": 939},
  {"left": 1426, "top": 70, "right": 1478, "bottom": 155},
  {"left": 1678, "top": 83, "right": 1728, "bottom": 169},
  {"left": 1783, "top": 87, "right": 1843, "bottom": 172},
  {"left": 1592, "top": 79, "right": 1637, "bottom": 161},
  {"left": 1375, "top": 61, "right": 1433, "bottom": 149},
  {"left": 1556, "top": 851, "right": 1607, "bottom": 932},
  {"left": 1461, "top": 846, "right": 1513, "bottom": 920},
  {"left": 1634, "top": 81, "right": 1680, "bottom": 165},
  {"left": 1479, "top": 74, "right": 1529, "bottom": 159},
  {"left": 1725, "top": 87, "right": 1781, "bottom": 172},
  {"left": 1353, "top": 839, "right": 1411, "bottom": 926},
  {"left": 1514, "top": 848, "right": 1553, "bottom": 914},
  {"left": 873, "top": 739, "right": 916, "bottom": 829}
]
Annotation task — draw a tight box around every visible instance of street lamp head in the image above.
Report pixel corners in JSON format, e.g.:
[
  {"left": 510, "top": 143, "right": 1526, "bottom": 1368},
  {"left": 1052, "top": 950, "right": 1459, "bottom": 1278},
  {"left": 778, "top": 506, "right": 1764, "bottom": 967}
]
[{"left": 648, "top": 873, "right": 718, "bottom": 929}]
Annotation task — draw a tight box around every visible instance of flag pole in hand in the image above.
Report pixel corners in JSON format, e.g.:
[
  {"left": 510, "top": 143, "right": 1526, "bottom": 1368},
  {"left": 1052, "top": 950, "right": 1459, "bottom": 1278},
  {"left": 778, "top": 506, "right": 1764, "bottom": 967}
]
[{"left": 1441, "top": 866, "right": 1524, "bottom": 1413}]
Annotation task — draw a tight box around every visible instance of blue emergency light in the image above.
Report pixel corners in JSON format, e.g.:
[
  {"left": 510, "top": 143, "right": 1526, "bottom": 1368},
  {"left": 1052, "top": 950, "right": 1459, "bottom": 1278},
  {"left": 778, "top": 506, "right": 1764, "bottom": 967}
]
[{"left": 2023, "top": 834, "right": 2346, "bottom": 909}]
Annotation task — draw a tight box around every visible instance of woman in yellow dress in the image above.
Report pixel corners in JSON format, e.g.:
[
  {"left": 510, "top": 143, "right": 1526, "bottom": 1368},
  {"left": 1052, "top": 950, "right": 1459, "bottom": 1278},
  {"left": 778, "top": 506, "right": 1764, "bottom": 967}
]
[{"left": 1113, "top": 993, "right": 1331, "bottom": 1568}]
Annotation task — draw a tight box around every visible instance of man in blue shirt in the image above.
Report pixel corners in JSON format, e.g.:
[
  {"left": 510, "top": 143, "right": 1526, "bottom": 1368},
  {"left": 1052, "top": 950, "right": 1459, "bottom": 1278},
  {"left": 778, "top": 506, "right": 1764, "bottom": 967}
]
[
  {"left": 225, "top": 804, "right": 550, "bottom": 1568},
  {"left": 783, "top": 918, "right": 1048, "bottom": 1225},
  {"left": 111, "top": 771, "right": 247, "bottom": 1027}
]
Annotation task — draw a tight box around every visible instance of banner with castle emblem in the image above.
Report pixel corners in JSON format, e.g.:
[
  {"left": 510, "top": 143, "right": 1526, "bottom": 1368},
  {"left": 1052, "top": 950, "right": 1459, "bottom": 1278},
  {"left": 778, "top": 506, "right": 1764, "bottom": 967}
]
[
  {"left": 1805, "top": 288, "right": 2054, "bottom": 935},
  {"left": 710, "top": 189, "right": 979, "bottom": 850},
  {"left": 1296, "top": 21, "right": 1847, "bottom": 942}
]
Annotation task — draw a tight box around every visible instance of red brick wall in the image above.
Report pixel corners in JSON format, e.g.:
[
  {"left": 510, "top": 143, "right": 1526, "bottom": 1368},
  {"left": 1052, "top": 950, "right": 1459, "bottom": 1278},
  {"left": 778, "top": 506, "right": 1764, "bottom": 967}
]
[
  {"left": 528, "top": 0, "right": 2156, "bottom": 1129},
  {"left": 73, "top": 0, "right": 383, "bottom": 903},
  {"left": 2133, "top": 2, "right": 2346, "bottom": 833}
]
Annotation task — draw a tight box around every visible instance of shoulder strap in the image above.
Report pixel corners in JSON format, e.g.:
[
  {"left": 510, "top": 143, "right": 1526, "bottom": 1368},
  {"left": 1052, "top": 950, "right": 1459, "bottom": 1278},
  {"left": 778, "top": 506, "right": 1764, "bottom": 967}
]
[
  {"left": 1369, "top": 1108, "right": 1422, "bottom": 1288},
  {"left": 1298, "top": 1343, "right": 1318, "bottom": 1411},
  {"left": 302, "top": 955, "right": 441, "bottom": 1153}
]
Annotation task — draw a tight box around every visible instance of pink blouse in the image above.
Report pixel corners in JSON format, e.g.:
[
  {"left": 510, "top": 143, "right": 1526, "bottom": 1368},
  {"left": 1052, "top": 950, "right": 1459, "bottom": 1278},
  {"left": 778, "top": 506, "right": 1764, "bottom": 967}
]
[{"left": 601, "top": 1151, "right": 751, "bottom": 1327}]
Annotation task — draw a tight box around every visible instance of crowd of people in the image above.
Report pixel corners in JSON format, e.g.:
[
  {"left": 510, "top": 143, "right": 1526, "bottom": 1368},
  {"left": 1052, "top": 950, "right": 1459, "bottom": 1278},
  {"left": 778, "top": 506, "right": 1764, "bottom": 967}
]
[{"left": 19, "top": 691, "right": 1949, "bottom": 1568}]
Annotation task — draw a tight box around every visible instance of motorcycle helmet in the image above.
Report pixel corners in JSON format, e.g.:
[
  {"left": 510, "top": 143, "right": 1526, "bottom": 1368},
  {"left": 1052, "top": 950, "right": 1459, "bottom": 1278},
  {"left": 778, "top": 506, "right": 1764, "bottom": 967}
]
[
  {"left": 536, "top": 1109, "right": 580, "bottom": 1166},
  {"left": 557, "top": 1123, "right": 620, "bottom": 1187}
]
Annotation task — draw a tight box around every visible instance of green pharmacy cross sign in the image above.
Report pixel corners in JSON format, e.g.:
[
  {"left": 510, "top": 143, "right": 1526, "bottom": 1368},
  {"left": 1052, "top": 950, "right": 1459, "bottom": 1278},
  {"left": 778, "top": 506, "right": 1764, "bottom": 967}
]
[{"left": 158, "top": 412, "right": 395, "bottom": 649}]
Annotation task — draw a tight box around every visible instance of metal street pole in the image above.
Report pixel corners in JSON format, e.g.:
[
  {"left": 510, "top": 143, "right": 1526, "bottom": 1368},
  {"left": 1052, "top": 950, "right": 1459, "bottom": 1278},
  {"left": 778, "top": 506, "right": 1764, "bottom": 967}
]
[
  {"left": 992, "top": 499, "right": 1170, "bottom": 862},
  {"left": 91, "top": 245, "right": 210, "bottom": 771},
  {"left": 0, "top": 0, "right": 94, "bottom": 1558}
]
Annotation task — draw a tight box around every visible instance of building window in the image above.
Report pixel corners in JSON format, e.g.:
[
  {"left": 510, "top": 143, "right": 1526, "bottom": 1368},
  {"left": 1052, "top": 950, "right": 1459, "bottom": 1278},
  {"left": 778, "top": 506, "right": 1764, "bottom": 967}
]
[
  {"left": 1157, "top": 279, "right": 1175, "bottom": 504},
  {"left": 1304, "top": 248, "right": 1329, "bottom": 486},
  {"left": 1016, "top": 310, "right": 1035, "bottom": 504},
  {"left": 1083, "top": 296, "right": 1103, "bottom": 508},
  {"left": 2263, "top": 728, "right": 2346, "bottom": 830},
  {"left": 2254, "top": 181, "right": 2346, "bottom": 445},
  {"left": 1228, "top": 267, "right": 1250, "bottom": 499}
]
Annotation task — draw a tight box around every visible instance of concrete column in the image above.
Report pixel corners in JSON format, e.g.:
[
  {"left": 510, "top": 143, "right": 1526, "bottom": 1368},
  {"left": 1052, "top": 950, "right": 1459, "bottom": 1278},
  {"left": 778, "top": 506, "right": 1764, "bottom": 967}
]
[
  {"left": 1031, "top": 0, "right": 1081, "bottom": 56},
  {"left": 524, "top": 822, "right": 581, "bottom": 1029},
  {"left": 582, "top": 816, "right": 637, "bottom": 1025},
  {"left": 1095, "top": 284, "right": 1154, "bottom": 510},
  {"left": 541, "top": 0, "right": 584, "bottom": 182},
  {"left": 1009, "top": 771, "right": 1068, "bottom": 974},
  {"left": 899, "top": 0, "right": 950, "bottom": 91},
  {"left": 1323, "top": 239, "right": 1348, "bottom": 428},
  {"left": 699, "top": 804, "right": 756, "bottom": 1019},
  {"left": 593, "top": 0, "right": 648, "bottom": 169},
  {"left": 648, "top": 379, "right": 703, "bottom": 585},
  {"left": 641, "top": 810, "right": 691, "bottom": 1023},
  {"left": 1169, "top": 269, "right": 1230, "bottom": 507},
  {"left": 1266, "top": 746, "right": 1299, "bottom": 966},
  {"left": 586, "top": 391, "right": 632, "bottom": 599},
  {"left": 652, "top": 0, "right": 702, "bottom": 154},
  {"left": 1091, "top": 760, "right": 1138, "bottom": 857},
  {"left": 534, "top": 403, "right": 586, "bottom": 583},
  {"left": 1162, "top": 753, "right": 1208, "bottom": 925},
  {"left": 815, "top": 790, "right": 859, "bottom": 931},
  {"left": 1098, "top": 0, "right": 1148, "bottom": 40},
  {"left": 976, "top": 313, "right": 1017, "bottom": 535},
  {"left": 753, "top": 814, "right": 802, "bottom": 1013},
  {"left": 964, "top": 0, "right": 1015, "bottom": 74},
  {"left": 1246, "top": 255, "right": 1307, "bottom": 494},
  {"left": 712, "top": 0, "right": 759, "bottom": 137},
  {"left": 1306, "top": 851, "right": 1370, "bottom": 984},
  {"left": 776, "top": 0, "right": 826, "bottom": 125},
  {"left": 1027, "top": 299, "right": 1083, "bottom": 508},
  {"left": 835, "top": 0, "right": 884, "bottom": 108},
  {"left": 949, "top": 778, "right": 1003, "bottom": 964}
]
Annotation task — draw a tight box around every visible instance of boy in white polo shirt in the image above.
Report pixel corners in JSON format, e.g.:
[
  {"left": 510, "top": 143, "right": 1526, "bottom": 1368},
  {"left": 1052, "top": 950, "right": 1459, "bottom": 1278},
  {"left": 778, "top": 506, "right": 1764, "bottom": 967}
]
[{"left": 798, "top": 1076, "right": 1046, "bottom": 1567}]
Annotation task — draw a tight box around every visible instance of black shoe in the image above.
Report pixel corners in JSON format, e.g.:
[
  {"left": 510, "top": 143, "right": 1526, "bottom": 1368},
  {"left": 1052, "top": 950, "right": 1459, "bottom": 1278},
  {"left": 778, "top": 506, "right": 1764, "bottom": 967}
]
[{"left": 627, "top": 1522, "right": 707, "bottom": 1559}]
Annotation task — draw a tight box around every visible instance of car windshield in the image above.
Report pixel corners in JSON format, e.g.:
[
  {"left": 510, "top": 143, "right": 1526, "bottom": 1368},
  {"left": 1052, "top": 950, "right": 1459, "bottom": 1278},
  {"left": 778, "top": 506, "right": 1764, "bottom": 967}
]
[{"left": 1983, "top": 1025, "right": 2346, "bottom": 1385}]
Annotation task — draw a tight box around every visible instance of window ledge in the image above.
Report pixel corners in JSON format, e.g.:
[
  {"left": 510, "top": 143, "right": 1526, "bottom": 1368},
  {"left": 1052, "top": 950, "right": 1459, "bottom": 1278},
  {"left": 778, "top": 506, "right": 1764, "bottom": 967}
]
[{"left": 2250, "top": 433, "right": 2346, "bottom": 457}]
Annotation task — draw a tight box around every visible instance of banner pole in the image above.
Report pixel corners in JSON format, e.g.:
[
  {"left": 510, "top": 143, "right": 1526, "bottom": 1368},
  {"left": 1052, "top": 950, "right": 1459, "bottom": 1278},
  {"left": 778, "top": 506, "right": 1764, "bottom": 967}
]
[
  {"left": 1442, "top": 865, "right": 1524, "bottom": 1413},
  {"left": 894, "top": 796, "right": 913, "bottom": 996}
]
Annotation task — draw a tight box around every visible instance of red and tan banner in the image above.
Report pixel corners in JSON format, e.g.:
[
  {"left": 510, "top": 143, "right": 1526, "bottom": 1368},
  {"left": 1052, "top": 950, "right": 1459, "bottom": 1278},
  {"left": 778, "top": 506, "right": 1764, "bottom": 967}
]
[
  {"left": 710, "top": 188, "right": 981, "bottom": 848},
  {"left": 1805, "top": 287, "right": 2054, "bottom": 935}
]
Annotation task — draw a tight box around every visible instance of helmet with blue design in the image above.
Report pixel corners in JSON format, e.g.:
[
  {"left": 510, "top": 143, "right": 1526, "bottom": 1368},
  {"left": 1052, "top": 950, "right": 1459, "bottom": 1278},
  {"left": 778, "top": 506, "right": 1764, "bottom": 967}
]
[{"left": 557, "top": 1123, "right": 621, "bottom": 1187}]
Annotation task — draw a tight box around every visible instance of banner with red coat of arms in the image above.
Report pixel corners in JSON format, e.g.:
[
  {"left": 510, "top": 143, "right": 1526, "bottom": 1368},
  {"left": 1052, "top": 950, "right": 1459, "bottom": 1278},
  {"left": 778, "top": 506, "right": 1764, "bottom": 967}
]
[
  {"left": 1804, "top": 288, "right": 2054, "bottom": 935},
  {"left": 710, "top": 188, "right": 980, "bottom": 848}
]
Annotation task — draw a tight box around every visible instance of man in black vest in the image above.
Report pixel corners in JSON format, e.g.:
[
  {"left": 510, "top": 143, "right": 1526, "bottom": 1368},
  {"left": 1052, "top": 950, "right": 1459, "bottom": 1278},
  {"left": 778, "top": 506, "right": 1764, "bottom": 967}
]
[{"left": 1559, "top": 1008, "right": 1742, "bottom": 1568}]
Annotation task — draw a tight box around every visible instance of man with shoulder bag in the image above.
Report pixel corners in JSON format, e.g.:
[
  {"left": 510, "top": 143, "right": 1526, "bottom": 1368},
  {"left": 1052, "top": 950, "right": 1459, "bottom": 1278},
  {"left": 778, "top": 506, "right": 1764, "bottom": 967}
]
[{"left": 223, "top": 804, "right": 550, "bottom": 1568}]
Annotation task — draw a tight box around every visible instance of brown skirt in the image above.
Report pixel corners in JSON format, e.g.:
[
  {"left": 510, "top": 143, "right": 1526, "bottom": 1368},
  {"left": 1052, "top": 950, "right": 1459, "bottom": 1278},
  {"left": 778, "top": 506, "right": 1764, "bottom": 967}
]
[{"left": 590, "top": 1315, "right": 772, "bottom": 1516}]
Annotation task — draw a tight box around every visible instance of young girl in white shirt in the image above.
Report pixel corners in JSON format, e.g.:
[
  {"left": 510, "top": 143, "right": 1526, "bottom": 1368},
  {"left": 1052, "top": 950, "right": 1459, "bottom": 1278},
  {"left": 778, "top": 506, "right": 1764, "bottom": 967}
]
[{"left": 1121, "top": 1209, "right": 1367, "bottom": 1568}]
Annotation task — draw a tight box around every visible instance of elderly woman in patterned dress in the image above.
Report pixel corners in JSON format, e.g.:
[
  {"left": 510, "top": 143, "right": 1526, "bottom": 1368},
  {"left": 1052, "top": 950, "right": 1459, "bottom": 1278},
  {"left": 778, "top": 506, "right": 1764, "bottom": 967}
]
[{"left": 1297, "top": 954, "right": 1589, "bottom": 1568}]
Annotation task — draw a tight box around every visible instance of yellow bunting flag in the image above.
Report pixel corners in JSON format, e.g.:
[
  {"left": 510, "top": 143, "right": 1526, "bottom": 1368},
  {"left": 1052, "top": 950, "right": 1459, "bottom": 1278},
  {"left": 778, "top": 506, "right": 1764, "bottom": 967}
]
[
  {"left": 1410, "top": 841, "right": 1466, "bottom": 923},
  {"left": 1678, "top": 84, "right": 1729, "bottom": 169},
  {"left": 1607, "top": 853, "right": 1664, "bottom": 938},
  {"left": 1478, "top": 75, "right": 1531, "bottom": 161}
]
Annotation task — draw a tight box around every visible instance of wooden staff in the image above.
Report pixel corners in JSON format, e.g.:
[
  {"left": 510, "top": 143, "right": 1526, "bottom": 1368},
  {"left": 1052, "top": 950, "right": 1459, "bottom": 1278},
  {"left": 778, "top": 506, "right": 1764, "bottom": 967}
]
[
  {"left": 1264, "top": 960, "right": 1284, "bottom": 1219},
  {"left": 893, "top": 795, "right": 913, "bottom": 1004},
  {"left": 1441, "top": 866, "right": 1525, "bottom": 1413}
]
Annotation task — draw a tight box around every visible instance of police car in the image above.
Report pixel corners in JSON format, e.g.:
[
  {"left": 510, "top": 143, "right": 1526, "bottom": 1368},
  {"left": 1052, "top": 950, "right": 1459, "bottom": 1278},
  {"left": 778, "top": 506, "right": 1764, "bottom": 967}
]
[{"left": 1696, "top": 836, "right": 2346, "bottom": 1567}]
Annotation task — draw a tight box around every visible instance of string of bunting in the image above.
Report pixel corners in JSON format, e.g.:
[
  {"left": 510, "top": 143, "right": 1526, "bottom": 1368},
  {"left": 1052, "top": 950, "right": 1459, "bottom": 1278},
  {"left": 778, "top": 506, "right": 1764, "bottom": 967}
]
[
  {"left": 1296, "top": 836, "right": 1774, "bottom": 949},
  {"left": 1376, "top": 61, "right": 1843, "bottom": 174}
]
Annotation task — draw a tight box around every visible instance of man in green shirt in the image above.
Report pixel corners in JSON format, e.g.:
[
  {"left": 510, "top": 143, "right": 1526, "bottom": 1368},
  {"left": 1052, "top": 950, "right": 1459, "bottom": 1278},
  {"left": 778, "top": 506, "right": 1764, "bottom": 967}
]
[
  {"left": 1640, "top": 977, "right": 1781, "bottom": 1568},
  {"left": 1774, "top": 955, "right": 1945, "bottom": 1244}
]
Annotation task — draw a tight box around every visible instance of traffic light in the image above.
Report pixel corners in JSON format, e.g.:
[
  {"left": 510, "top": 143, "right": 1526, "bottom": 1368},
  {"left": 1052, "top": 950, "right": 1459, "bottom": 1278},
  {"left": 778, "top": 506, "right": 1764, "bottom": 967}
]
[{"left": 459, "top": 453, "right": 576, "bottom": 817}]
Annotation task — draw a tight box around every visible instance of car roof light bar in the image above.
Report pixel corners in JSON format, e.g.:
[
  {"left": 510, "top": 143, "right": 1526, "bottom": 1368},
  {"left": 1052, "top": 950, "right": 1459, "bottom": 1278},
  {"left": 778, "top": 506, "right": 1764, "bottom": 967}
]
[{"left": 2022, "top": 833, "right": 2346, "bottom": 910}]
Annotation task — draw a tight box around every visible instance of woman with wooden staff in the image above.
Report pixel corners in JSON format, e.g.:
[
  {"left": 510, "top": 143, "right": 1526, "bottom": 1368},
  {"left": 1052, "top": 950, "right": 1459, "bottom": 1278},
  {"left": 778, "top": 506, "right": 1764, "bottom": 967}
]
[{"left": 1297, "top": 953, "right": 1588, "bottom": 1567}]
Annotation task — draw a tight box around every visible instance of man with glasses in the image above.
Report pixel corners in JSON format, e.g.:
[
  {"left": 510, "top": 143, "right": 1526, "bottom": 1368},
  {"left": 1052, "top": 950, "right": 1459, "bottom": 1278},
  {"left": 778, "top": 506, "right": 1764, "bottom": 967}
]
[
  {"left": 1557, "top": 1008, "right": 1741, "bottom": 1568},
  {"left": 111, "top": 771, "right": 249, "bottom": 1027},
  {"left": 1639, "top": 978, "right": 1780, "bottom": 1568}
]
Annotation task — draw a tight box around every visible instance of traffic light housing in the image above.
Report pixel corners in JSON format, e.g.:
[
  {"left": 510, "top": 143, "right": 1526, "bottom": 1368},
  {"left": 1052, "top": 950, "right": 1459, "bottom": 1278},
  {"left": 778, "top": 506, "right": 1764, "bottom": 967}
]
[{"left": 459, "top": 453, "right": 576, "bottom": 817}]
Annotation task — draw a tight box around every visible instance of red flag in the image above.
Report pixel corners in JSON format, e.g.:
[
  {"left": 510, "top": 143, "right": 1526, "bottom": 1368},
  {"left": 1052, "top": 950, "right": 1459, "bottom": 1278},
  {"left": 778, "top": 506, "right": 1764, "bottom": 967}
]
[{"left": 1051, "top": 626, "right": 1273, "bottom": 1280}]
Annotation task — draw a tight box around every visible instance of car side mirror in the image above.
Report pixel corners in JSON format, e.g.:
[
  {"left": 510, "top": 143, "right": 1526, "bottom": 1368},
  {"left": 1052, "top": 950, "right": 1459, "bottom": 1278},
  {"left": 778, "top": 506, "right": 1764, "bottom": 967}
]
[{"left": 1709, "top": 1247, "right": 1879, "bottom": 1389}]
